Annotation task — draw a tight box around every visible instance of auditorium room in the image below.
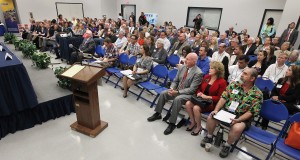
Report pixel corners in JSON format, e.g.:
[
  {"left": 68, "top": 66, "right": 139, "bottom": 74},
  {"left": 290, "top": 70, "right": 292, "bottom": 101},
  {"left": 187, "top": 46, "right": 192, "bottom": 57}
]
[{"left": 0, "top": 0, "right": 300, "bottom": 159}]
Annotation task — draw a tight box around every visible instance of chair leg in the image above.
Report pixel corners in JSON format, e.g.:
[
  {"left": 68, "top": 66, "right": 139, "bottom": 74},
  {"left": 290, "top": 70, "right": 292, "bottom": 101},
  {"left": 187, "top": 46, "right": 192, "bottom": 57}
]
[
  {"left": 150, "top": 94, "right": 160, "bottom": 108},
  {"left": 114, "top": 77, "right": 121, "bottom": 88},
  {"left": 137, "top": 88, "right": 145, "bottom": 101},
  {"left": 230, "top": 139, "right": 240, "bottom": 152},
  {"left": 106, "top": 74, "right": 111, "bottom": 83}
]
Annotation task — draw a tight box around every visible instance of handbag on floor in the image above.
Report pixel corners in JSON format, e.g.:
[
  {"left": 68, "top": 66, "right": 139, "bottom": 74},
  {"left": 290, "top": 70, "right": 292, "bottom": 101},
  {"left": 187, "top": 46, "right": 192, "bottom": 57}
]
[
  {"left": 190, "top": 95, "right": 212, "bottom": 109},
  {"left": 284, "top": 122, "right": 300, "bottom": 150}
]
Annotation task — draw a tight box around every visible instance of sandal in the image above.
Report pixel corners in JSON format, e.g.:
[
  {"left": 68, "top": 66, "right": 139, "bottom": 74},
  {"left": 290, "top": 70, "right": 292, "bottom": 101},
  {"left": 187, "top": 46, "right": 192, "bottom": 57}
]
[
  {"left": 186, "top": 124, "right": 196, "bottom": 132},
  {"left": 191, "top": 128, "right": 202, "bottom": 136}
]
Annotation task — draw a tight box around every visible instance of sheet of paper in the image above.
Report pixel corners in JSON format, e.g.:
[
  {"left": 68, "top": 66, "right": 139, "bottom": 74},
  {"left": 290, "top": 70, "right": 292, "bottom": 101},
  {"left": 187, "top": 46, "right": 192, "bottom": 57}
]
[
  {"left": 61, "top": 64, "right": 85, "bottom": 78},
  {"left": 213, "top": 110, "right": 236, "bottom": 124},
  {"left": 120, "top": 70, "right": 135, "bottom": 80},
  {"left": 0, "top": 45, "right": 3, "bottom": 51}
]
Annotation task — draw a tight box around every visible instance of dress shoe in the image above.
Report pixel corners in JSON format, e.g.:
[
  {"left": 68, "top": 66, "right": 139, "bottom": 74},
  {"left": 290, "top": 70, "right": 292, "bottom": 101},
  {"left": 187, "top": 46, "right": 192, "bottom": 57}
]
[
  {"left": 164, "top": 123, "right": 176, "bottom": 135},
  {"left": 55, "top": 56, "right": 61, "bottom": 59},
  {"left": 186, "top": 124, "right": 196, "bottom": 132},
  {"left": 147, "top": 112, "right": 162, "bottom": 122},
  {"left": 191, "top": 127, "right": 202, "bottom": 136}
]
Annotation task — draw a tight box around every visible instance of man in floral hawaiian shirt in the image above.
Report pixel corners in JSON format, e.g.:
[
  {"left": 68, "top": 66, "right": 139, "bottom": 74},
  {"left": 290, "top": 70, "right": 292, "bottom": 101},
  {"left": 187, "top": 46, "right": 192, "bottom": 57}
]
[{"left": 201, "top": 68, "right": 263, "bottom": 158}]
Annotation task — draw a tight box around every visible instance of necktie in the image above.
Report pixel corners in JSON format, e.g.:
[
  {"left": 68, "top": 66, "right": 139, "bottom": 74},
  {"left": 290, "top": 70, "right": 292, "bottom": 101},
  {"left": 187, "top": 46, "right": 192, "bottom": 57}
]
[
  {"left": 285, "top": 29, "right": 291, "bottom": 41},
  {"left": 179, "top": 68, "right": 189, "bottom": 89}
]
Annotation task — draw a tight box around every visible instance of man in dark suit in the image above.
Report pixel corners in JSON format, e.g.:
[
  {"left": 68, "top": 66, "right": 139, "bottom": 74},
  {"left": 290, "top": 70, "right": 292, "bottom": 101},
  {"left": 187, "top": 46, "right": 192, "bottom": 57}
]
[
  {"left": 279, "top": 22, "right": 299, "bottom": 48},
  {"left": 70, "top": 30, "right": 96, "bottom": 64},
  {"left": 147, "top": 53, "right": 203, "bottom": 135},
  {"left": 225, "top": 27, "right": 237, "bottom": 38},
  {"left": 243, "top": 37, "right": 256, "bottom": 55}
]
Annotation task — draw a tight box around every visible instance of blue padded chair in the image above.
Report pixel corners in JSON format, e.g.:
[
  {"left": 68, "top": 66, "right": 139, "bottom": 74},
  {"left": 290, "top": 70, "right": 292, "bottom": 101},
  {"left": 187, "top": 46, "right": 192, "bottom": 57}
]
[
  {"left": 167, "top": 54, "right": 180, "bottom": 68},
  {"left": 248, "top": 55, "right": 257, "bottom": 63},
  {"left": 150, "top": 68, "right": 178, "bottom": 108},
  {"left": 136, "top": 65, "right": 169, "bottom": 102},
  {"left": 271, "top": 113, "right": 300, "bottom": 160},
  {"left": 255, "top": 77, "right": 274, "bottom": 92},
  {"left": 113, "top": 56, "right": 138, "bottom": 88},
  {"left": 95, "top": 45, "right": 105, "bottom": 57},
  {"left": 230, "top": 100, "right": 289, "bottom": 160},
  {"left": 105, "top": 53, "right": 129, "bottom": 83}
]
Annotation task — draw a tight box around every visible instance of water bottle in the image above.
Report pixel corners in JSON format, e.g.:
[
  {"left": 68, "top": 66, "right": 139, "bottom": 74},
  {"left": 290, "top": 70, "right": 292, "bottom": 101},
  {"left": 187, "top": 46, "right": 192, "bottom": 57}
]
[{"left": 214, "top": 128, "right": 223, "bottom": 147}]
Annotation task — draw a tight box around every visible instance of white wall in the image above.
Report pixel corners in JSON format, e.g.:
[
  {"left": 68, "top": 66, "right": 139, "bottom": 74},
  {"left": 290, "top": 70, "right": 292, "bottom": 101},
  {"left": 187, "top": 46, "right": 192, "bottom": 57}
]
[
  {"left": 14, "top": 0, "right": 115, "bottom": 24},
  {"left": 277, "top": 0, "right": 300, "bottom": 49},
  {"left": 116, "top": 0, "right": 286, "bottom": 37}
]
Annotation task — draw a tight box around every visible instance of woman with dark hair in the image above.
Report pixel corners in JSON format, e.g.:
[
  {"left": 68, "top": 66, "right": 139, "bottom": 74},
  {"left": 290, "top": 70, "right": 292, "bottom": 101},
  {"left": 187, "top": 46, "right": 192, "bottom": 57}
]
[
  {"left": 145, "top": 35, "right": 155, "bottom": 55},
  {"left": 255, "top": 36, "right": 262, "bottom": 48},
  {"left": 261, "top": 65, "right": 300, "bottom": 130},
  {"left": 265, "top": 45, "right": 276, "bottom": 66},
  {"left": 185, "top": 61, "right": 227, "bottom": 135},
  {"left": 193, "top": 14, "right": 202, "bottom": 31},
  {"left": 260, "top": 17, "right": 276, "bottom": 43},
  {"left": 248, "top": 50, "right": 268, "bottom": 76},
  {"left": 122, "top": 44, "right": 153, "bottom": 98}
]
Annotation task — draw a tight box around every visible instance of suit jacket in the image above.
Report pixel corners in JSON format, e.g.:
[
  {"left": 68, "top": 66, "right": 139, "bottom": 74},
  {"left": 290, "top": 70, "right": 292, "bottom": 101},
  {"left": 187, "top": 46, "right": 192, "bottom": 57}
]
[
  {"left": 243, "top": 44, "right": 256, "bottom": 55},
  {"left": 152, "top": 48, "right": 168, "bottom": 64},
  {"left": 271, "top": 78, "right": 300, "bottom": 109},
  {"left": 79, "top": 38, "right": 96, "bottom": 54},
  {"left": 168, "top": 40, "right": 190, "bottom": 56},
  {"left": 171, "top": 65, "right": 202, "bottom": 95},
  {"left": 225, "top": 30, "right": 237, "bottom": 37},
  {"left": 279, "top": 29, "right": 299, "bottom": 46},
  {"left": 196, "top": 75, "right": 227, "bottom": 106}
]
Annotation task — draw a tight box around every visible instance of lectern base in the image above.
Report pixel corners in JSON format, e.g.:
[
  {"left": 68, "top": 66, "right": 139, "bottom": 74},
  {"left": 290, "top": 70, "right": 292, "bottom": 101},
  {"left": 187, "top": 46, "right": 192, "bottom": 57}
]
[{"left": 70, "top": 121, "right": 108, "bottom": 138}]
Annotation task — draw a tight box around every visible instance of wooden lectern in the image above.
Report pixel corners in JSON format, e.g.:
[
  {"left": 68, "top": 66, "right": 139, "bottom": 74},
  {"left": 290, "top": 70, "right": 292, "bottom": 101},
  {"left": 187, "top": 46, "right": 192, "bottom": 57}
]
[{"left": 60, "top": 64, "right": 108, "bottom": 137}]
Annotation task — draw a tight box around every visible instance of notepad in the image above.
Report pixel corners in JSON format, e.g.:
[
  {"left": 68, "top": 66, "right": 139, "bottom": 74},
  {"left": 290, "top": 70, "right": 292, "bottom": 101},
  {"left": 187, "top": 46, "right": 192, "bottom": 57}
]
[
  {"left": 61, "top": 64, "right": 85, "bottom": 78},
  {"left": 213, "top": 110, "right": 236, "bottom": 124},
  {"left": 120, "top": 70, "right": 135, "bottom": 80}
]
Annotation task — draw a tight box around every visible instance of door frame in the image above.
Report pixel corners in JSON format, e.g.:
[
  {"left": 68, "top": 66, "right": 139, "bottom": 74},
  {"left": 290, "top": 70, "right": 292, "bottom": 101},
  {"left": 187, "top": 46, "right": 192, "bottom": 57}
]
[{"left": 121, "top": 4, "right": 136, "bottom": 23}]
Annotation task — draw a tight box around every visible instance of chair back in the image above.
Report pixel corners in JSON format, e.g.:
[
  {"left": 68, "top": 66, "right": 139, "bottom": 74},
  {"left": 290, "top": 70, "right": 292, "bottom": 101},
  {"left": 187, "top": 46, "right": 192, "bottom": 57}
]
[
  {"left": 167, "top": 54, "right": 180, "bottom": 67},
  {"left": 152, "top": 64, "right": 168, "bottom": 79},
  {"left": 260, "top": 100, "right": 289, "bottom": 123},
  {"left": 119, "top": 53, "right": 129, "bottom": 65},
  {"left": 95, "top": 45, "right": 105, "bottom": 57},
  {"left": 128, "top": 56, "right": 137, "bottom": 66},
  {"left": 255, "top": 77, "right": 274, "bottom": 92},
  {"left": 248, "top": 55, "right": 257, "bottom": 63},
  {"left": 168, "top": 68, "right": 178, "bottom": 82}
]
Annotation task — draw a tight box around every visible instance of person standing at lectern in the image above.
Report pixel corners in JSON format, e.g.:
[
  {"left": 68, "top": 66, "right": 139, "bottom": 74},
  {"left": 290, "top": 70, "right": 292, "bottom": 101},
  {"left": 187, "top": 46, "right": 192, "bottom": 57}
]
[
  {"left": 70, "top": 30, "right": 96, "bottom": 64},
  {"left": 147, "top": 53, "right": 202, "bottom": 135}
]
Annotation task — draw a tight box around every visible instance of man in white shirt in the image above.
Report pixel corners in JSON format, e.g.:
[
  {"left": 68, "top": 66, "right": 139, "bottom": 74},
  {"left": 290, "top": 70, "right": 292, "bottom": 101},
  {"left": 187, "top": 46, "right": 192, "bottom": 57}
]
[
  {"left": 228, "top": 55, "right": 249, "bottom": 83},
  {"left": 263, "top": 52, "right": 289, "bottom": 83},
  {"left": 229, "top": 45, "right": 244, "bottom": 66},
  {"left": 114, "top": 31, "right": 127, "bottom": 49},
  {"left": 156, "top": 31, "right": 170, "bottom": 51},
  {"left": 212, "top": 43, "right": 230, "bottom": 80}
]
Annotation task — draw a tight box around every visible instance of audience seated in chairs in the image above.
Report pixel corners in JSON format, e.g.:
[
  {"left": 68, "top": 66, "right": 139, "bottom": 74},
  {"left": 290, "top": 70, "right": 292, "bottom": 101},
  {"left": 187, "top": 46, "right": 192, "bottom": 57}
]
[
  {"left": 168, "top": 33, "right": 190, "bottom": 57},
  {"left": 145, "top": 36, "right": 156, "bottom": 55},
  {"left": 70, "top": 30, "right": 96, "bottom": 64},
  {"left": 122, "top": 44, "right": 153, "bottom": 98},
  {"left": 248, "top": 50, "right": 268, "bottom": 76},
  {"left": 151, "top": 38, "right": 168, "bottom": 65},
  {"left": 201, "top": 68, "right": 263, "bottom": 158},
  {"left": 285, "top": 50, "right": 300, "bottom": 66},
  {"left": 242, "top": 37, "right": 256, "bottom": 55},
  {"left": 263, "top": 52, "right": 289, "bottom": 83},
  {"left": 185, "top": 61, "right": 227, "bottom": 136},
  {"left": 40, "top": 23, "right": 61, "bottom": 59},
  {"left": 124, "top": 35, "right": 140, "bottom": 57},
  {"left": 99, "top": 38, "right": 119, "bottom": 68},
  {"left": 114, "top": 31, "right": 128, "bottom": 50},
  {"left": 261, "top": 65, "right": 300, "bottom": 130},
  {"left": 147, "top": 53, "right": 202, "bottom": 135},
  {"left": 229, "top": 45, "right": 244, "bottom": 66},
  {"left": 228, "top": 55, "right": 249, "bottom": 83},
  {"left": 211, "top": 43, "right": 230, "bottom": 81},
  {"left": 196, "top": 46, "right": 210, "bottom": 75},
  {"left": 265, "top": 45, "right": 277, "bottom": 66}
]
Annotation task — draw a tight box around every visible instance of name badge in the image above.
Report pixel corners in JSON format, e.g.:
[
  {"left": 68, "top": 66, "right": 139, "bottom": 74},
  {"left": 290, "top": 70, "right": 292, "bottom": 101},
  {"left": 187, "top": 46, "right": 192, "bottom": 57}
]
[
  {"left": 276, "top": 84, "right": 282, "bottom": 88},
  {"left": 228, "top": 101, "right": 239, "bottom": 112},
  {"left": 174, "top": 50, "right": 178, "bottom": 54},
  {"left": 232, "top": 89, "right": 239, "bottom": 94}
]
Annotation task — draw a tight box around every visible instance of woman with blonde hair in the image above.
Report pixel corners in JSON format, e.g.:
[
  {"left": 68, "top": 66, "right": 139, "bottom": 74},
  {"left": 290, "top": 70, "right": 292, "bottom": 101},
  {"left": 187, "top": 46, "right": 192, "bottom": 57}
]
[
  {"left": 209, "top": 37, "right": 218, "bottom": 53},
  {"left": 185, "top": 61, "right": 227, "bottom": 135}
]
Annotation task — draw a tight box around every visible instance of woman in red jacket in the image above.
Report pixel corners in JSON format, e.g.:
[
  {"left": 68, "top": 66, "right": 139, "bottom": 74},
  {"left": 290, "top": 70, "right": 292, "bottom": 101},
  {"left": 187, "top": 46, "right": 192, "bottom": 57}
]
[{"left": 185, "top": 61, "right": 227, "bottom": 135}]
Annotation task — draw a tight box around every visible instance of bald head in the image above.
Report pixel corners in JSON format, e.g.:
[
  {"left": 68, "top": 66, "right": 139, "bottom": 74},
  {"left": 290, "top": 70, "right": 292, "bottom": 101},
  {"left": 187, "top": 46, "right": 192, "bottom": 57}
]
[{"left": 185, "top": 52, "right": 198, "bottom": 68}]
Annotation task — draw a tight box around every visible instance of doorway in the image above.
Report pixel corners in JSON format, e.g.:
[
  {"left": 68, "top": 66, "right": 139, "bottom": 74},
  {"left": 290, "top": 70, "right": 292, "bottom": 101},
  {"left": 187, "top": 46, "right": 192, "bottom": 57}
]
[{"left": 121, "top": 4, "right": 136, "bottom": 23}]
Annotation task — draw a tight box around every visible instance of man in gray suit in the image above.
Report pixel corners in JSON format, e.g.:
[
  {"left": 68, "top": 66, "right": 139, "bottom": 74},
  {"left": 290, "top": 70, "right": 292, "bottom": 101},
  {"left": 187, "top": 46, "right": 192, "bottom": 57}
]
[
  {"left": 147, "top": 53, "right": 203, "bottom": 135},
  {"left": 70, "top": 30, "right": 96, "bottom": 64},
  {"left": 279, "top": 22, "right": 299, "bottom": 49}
]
